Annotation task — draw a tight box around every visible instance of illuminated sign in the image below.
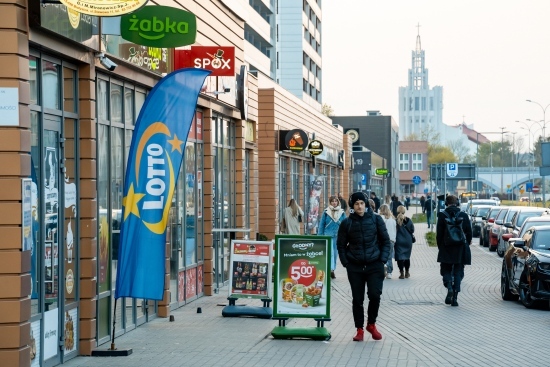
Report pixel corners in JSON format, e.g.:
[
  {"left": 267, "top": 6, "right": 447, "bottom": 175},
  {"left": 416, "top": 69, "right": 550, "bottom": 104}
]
[
  {"left": 174, "top": 46, "right": 236, "bottom": 76},
  {"left": 60, "top": 0, "right": 148, "bottom": 17}
]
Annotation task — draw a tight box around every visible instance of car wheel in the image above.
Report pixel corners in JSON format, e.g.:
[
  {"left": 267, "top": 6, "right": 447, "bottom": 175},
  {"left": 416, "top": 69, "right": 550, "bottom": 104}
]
[
  {"left": 519, "top": 272, "right": 540, "bottom": 309},
  {"left": 501, "top": 263, "right": 518, "bottom": 301},
  {"left": 497, "top": 241, "right": 505, "bottom": 257}
]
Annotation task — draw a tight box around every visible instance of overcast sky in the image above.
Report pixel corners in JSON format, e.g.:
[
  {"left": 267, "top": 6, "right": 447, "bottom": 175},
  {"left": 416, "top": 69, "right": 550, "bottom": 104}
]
[{"left": 322, "top": 0, "right": 550, "bottom": 146}]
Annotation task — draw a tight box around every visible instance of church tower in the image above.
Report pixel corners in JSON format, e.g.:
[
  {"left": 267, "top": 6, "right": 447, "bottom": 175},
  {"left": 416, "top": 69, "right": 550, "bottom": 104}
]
[{"left": 398, "top": 26, "right": 443, "bottom": 141}]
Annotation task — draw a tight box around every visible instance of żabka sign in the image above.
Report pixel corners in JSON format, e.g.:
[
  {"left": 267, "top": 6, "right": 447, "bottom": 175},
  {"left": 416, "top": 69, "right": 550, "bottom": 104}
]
[
  {"left": 174, "top": 46, "right": 235, "bottom": 77},
  {"left": 60, "top": 0, "right": 148, "bottom": 17},
  {"left": 121, "top": 6, "right": 197, "bottom": 48}
]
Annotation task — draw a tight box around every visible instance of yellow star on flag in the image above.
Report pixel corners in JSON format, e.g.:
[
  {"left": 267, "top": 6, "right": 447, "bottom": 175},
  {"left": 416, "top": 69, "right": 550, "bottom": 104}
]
[
  {"left": 122, "top": 183, "right": 146, "bottom": 220},
  {"left": 167, "top": 134, "right": 184, "bottom": 153}
]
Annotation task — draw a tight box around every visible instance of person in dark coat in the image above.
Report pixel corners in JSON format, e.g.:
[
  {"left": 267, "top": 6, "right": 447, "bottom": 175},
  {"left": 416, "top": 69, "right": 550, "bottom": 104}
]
[
  {"left": 405, "top": 196, "right": 411, "bottom": 210},
  {"left": 370, "top": 192, "right": 381, "bottom": 213},
  {"left": 338, "top": 192, "right": 348, "bottom": 213},
  {"left": 420, "top": 196, "right": 426, "bottom": 214},
  {"left": 424, "top": 195, "right": 435, "bottom": 228},
  {"left": 436, "top": 195, "right": 472, "bottom": 307},
  {"left": 390, "top": 195, "right": 402, "bottom": 218},
  {"left": 337, "top": 192, "right": 391, "bottom": 342},
  {"left": 395, "top": 205, "right": 414, "bottom": 279}
]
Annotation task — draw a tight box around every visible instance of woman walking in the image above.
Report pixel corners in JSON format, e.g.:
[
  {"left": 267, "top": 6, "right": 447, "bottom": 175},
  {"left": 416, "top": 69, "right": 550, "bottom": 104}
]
[
  {"left": 317, "top": 196, "right": 346, "bottom": 279},
  {"left": 282, "top": 199, "right": 304, "bottom": 235},
  {"left": 395, "top": 205, "right": 415, "bottom": 279},
  {"left": 379, "top": 204, "right": 396, "bottom": 279}
]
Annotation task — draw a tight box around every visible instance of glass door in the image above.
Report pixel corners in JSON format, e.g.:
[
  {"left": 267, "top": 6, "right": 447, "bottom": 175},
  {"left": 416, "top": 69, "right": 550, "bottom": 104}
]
[{"left": 43, "top": 117, "right": 64, "bottom": 367}]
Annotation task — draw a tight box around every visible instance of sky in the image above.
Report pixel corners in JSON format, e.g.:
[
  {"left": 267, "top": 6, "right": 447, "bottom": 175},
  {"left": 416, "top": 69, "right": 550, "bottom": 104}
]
[{"left": 322, "top": 0, "right": 550, "bottom": 146}]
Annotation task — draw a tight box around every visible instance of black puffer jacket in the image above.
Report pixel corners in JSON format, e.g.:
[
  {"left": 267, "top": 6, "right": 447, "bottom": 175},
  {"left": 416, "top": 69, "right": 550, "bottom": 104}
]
[
  {"left": 337, "top": 209, "right": 391, "bottom": 267},
  {"left": 436, "top": 206, "right": 472, "bottom": 265}
]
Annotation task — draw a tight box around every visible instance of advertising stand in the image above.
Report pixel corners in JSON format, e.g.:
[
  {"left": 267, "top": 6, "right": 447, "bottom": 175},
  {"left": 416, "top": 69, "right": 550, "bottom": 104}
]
[
  {"left": 271, "top": 235, "right": 331, "bottom": 340},
  {"left": 222, "top": 240, "right": 273, "bottom": 318}
]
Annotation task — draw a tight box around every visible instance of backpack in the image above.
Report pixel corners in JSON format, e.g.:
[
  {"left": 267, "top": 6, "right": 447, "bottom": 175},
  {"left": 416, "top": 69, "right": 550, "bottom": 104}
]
[{"left": 442, "top": 211, "right": 467, "bottom": 247}]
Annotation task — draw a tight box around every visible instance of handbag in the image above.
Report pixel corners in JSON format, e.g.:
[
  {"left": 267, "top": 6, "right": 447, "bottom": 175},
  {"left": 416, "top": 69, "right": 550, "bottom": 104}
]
[
  {"left": 298, "top": 214, "right": 303, "bottom": 223},
  {"left": 404, "top": 222, "right": 416, "bottom": 243}
]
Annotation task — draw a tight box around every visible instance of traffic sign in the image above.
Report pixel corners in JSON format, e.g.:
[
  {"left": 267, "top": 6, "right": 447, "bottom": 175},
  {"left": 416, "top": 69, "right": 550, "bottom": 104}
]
[
  {"left": 526, "top": 182, "right": 533, "bottom": 192},
  {"left": 446, "top": 163, "right": 458, "bottom": 177},
  {"left": 532, "top": 185, "right": 540, "bottom": 193},
  {"left": 412, "top": 175, "right": 421, "bottom": 185},
  {"left": 375, "top": 168, "right": 389, "bottom": 175}
]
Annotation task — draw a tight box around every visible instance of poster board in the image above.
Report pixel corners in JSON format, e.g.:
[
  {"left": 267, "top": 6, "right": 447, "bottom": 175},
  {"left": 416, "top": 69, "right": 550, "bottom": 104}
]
[
  {"left": 228, "top": 240, "right": 272, "bottom": 299},
  {"left": 273, "top": 235, "right": 331, "bottom": 319}
]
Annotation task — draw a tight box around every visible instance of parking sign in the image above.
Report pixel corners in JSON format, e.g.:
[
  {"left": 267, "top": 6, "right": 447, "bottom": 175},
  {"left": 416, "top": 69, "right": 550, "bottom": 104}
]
[{"left": 446, "top": 163, "right": 458, "bottom": 178}]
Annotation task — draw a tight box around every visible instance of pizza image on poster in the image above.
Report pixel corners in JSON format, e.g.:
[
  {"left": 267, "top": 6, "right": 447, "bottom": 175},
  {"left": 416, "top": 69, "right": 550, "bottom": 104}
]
[{"left": 273, "top": 235, "right": 331, "bottom": 318}]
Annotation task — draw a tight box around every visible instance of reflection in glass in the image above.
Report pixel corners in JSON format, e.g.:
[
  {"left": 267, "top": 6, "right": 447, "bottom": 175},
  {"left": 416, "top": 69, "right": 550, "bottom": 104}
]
[
  {"left": 42, "top": 61, "right": 60, "bottom": 110},
  {"left": 44, "top": 130, "right": 59, "bottom": 312},
  {"left": 185, "top": 143, "right": 196, "bottom": 266},
  {"left": 97, "top": 80, "right": 108, "bottom": 121},
  {"left": 111, "top": 84, "right": 123, "bottom": 125},
  {"left": 98, "top": 125, "right": 110, "bottom": 292},
  {"left": 64, "top": 118, "right": 78, "bottom": 305},
  {"left": 135, "top": 91, "right": 146, "bottom": 124},
  {"left": 29, "top": 56, "right": 38, "bottom": 105},
  {"left": 111, "top": 128, "right": 123, "bottom": 293},
  {"left": 30, "top": 111, "right": 41, "bottom": 316},
  {"left": 124, "top": 88, "right": 134, "bottom": 125}
]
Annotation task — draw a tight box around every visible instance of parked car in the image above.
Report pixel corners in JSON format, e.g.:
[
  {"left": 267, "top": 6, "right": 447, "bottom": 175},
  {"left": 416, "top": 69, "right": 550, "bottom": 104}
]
[
  {"left": 501, "top": 225, "right": 550, "bottom": 308},
  {"left": 490, "top": 196, "right": 501, "bottom": 206},
  {"left": 467, "top": 199, "right": 498, "bottom": 215},
  {"left": 490, "top": 208, "right": 509, "bottom": 251},
  {"left": 460, "top": 202, "right": 469, "bottom": 212},
  {"left": 470, "top": 205, "right": 493, "bottom": 238},
  {"left": 520, "top": 197, "right": 530, "bottom": 202},
  {"left": 534, "top": 197, "right": 543, "bottom": 203},
  {"left": 509, "top": 215, "right": 550, "bottom": 240},
  {"left": 495, "top": 206, "right": 523, "bottom": 257},
  {"left": 480, "top": 206, "right": 502, "bottom": 247},
  {"left": 508, "top": 207, "right": 550, "bottom": 234}
]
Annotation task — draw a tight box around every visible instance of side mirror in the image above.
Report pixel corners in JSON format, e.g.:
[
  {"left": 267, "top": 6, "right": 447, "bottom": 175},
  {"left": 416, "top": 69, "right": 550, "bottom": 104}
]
[
  {"left": 504, "top": 222, "right": 513, "bottom": 228},
  {"left": 512, "top": 239, "right": 525, "bottom": 248},
  {"left": 495, "top": 220, "right": 503, "bottom": 225}
]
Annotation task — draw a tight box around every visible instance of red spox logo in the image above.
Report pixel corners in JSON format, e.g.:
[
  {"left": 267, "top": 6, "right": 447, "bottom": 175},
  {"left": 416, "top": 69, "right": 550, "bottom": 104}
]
[{"left": 174, "top": 46, "right": 235, "bottom": 76}]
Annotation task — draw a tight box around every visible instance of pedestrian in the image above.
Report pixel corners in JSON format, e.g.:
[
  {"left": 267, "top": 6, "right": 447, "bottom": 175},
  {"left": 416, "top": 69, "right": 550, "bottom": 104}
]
[
  {"left": 337, "top": 192, "right": 391, "bottom": 342},
  {"left": 282, "top": 199, "right": 304, "bottom": 235},
  {"left": 370, "top": 192, "right": 381, "bottom": 213},
  {"left": 405, "top": 196, "right": 411, "bottom": 210},
  {"left": 436, "top": 195, "right": 472, "bottom": 307},
  {"left": 424, "top": 195, "right": 435, "bottom": 228},
  {"left": 395, "top": 205, "right": 414, "bottom": 279},
  {"left": 368, "top": 199, "right": 376, "bottom": 212},
  {"left": 317, "top": 196, "right": 346, "bottom": 279},
  {"left": 338, "top": 192, "right": 348, "bottom": 213},
  {"left": 390, "top": 195, "right": 403, "bottom": 218},
  {"left": 379, "top": 204, "right": 396, "bottom": 279},
  {"left": 420, "top": 196, "right": 426, "bottom": 214}
]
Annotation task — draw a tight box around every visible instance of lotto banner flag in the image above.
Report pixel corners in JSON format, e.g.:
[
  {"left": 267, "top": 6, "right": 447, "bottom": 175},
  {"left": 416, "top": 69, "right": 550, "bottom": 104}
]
[{"left": 115, "top": 68, "right": 210, "bottom": 300}]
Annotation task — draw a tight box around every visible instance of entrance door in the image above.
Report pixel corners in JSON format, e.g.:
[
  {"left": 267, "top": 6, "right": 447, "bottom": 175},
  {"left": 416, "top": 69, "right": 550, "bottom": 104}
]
[{"left": 43, "top": 117, "right": 64, "bottom": 367}]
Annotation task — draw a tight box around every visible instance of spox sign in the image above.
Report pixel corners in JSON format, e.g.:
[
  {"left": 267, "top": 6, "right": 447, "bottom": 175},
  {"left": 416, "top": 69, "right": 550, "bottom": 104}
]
[
  {"left": 60, "top": 0, "right": 148, "bottom": 17},
  {"left": 121, "top": 6, "right": 197, "bottom": 48},
  {"left": 174, "top": 46, "right": 236, "bottom": 76}
]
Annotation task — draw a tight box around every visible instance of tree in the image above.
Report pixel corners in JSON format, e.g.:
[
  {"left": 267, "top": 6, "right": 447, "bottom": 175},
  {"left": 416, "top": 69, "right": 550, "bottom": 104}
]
[
  {"left": 447, "top": 139, "right": 470, "bottom": 162},
  {"left": 428, "top": 145, "right": 457, "bottom": 165},
  {"left": 321, "top": 103, "right": 334, "bottom": 117}
]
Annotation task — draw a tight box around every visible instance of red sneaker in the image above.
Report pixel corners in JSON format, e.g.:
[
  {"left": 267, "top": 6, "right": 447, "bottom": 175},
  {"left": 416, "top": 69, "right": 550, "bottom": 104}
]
[
  {"left": 352, "top": 328, "right": 364, "bottom": 341},
  {"left": 366, "top": 323, "right": 382, "bottom": 340}
]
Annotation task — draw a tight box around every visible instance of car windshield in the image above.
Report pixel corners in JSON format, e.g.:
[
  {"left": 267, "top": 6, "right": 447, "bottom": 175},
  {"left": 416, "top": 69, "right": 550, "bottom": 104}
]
[
  {"left": 475, "top": 207, "right": 491, "bottom": 217},
  {"left": 517, "top": 212, "right": 545, "bottom": 228},
  {"left": 520, "top": 221, "right": 550, "bottom": 237},
  {"left": 533, "top": 230, "right": 550, "bottom": 250},
  {"left": 496, "top": 209, "right": 508, "bottom": 221},
  {"left": 487, "top": 207, "right": 501, "bottom": 219},
  {"left": 505, "top": 208, "right": 519, "bottom": 222}
]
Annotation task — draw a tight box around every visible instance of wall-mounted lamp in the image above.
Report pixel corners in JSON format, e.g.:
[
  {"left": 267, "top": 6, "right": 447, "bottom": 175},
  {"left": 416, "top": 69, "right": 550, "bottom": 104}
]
[{"left": 95, "top": 52, "right": 117, "bottom": 71}]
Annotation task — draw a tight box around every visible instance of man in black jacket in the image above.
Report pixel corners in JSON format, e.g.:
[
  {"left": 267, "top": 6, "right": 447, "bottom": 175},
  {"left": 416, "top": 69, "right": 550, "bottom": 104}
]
[
  {"left": 436, "top": 195, "right": 472, "bottom": 307},
  {"left": 338, "top": 192, "right": 348, "bottom": 213},
  {"left": 337, "top": 192, "right": 391, "bottom": 342}
]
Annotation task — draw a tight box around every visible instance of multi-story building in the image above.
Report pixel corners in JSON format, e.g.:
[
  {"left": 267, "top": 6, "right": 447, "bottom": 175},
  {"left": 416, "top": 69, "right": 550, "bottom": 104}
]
[{"left": 398, "top": 30, "right": 443, "bottom": 142}]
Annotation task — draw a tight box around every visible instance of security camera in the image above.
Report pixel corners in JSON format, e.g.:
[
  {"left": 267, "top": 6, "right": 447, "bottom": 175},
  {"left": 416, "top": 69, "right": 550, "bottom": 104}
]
[
  {"left": 224, "top": 87, "right": 230, "bottom": 93},
  {"left": 99, "top": 55, "right": 117, "bottom": 71}
]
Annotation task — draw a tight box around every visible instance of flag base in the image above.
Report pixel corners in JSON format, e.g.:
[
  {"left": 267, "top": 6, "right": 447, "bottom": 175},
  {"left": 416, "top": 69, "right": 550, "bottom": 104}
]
[
  {"left": 271, "top": 326, "right": 331, "bottom": 340},
  {"left": 91, "top": 347, "right": 133, "bottom": 357}
]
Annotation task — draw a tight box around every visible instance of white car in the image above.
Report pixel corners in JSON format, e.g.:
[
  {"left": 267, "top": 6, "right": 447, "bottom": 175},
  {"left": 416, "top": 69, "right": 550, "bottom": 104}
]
[{"left": 490, "top": 196, "right": 501, "bottom": 205}]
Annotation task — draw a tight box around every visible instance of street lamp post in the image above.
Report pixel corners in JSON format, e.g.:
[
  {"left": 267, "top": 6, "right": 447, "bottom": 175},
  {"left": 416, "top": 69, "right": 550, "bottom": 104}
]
[
  {"left": 499, "top": 127, "right": 508, "bottom": 195},
  {"left": 526, "top": 99, "right": 550, "bottom": 205},
  {"left": 476, "top": 131, "right": 501, "bottom": 194}
]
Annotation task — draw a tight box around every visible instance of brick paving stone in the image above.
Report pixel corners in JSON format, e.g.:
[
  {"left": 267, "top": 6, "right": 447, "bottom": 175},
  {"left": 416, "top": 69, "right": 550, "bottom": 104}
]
[{"left": 64, "top": 206, "right": 549, "bottom": 367}]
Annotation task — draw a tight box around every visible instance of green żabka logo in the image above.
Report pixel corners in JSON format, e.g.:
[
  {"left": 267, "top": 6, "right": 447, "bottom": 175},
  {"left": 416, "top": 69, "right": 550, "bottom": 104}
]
[{"left": 121, "top": 6, "right": 197, "bottom": 48}]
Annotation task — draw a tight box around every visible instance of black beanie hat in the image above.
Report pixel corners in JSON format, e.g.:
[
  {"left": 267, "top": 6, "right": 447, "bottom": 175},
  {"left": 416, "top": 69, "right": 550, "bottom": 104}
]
[{"left": 349, "top": 192, "right": 368, "bottom": 207}]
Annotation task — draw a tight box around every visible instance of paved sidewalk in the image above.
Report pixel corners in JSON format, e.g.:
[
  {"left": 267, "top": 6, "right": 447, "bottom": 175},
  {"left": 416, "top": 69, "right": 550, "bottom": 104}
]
[{"left": 65, "top": 207, "right": 549, "bottom": 367}]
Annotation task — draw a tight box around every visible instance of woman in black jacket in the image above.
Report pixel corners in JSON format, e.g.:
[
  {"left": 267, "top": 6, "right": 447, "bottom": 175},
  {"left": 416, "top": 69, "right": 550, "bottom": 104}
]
[
  {"left": 436, "top": 195, "right": 472, "bottom": 307},
  {"left": 395, "top": 205, "right": 414, "bottom": 279}
]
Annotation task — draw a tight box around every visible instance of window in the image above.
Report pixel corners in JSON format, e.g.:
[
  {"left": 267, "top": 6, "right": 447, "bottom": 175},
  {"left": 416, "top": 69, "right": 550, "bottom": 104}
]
[
  {"left": 399, "top": 153, "right": 410, "bottom": 171},
  {"left": 412, "top": 153, "right": 422, "bottom": 171}
]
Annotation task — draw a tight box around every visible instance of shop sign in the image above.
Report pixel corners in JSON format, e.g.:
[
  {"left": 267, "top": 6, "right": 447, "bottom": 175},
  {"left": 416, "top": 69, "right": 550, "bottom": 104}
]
[
  {"left": 284, "top": 129, "right": 309, "bottom": 153},
  {"left": 273, "top": 235, "right": 331, "bottom": 318},
  {"left": 237, "top": 65, "right": 249, "bottom": 120},
  {"left": 307, "top": 140, "right": 324, "bottom": 156},
  {"left": 0, "top": 88, "right": 19, "bottom": 126},
  {"left": 229, "top": 240, "right": 272, "bottom": 299},
  {"left": 119, "top": 44, "right": 168, "bottom": 74},
  {"left": 33, "top": 5, "right": 99, "bottom": 45},
  {"left": 375, "top": 168, "right": 389, "bottom": 175},
  {"left": 60, "top": 0, "right": 148, "bottom": 17},
  {"left": 174, "top": 46, "right": 236, "bottom": 76},
  {"left": 120, "top": 6, "right": 197, "bottom": 47}
]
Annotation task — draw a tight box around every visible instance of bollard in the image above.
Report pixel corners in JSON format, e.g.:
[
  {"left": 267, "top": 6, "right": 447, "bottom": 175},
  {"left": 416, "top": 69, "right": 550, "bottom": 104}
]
[
  {"left": 197, "top": 307, "right": 202, "bottom": 313},
  {"left": 169, "top": 315, "right": 175, "bottom": 322}
]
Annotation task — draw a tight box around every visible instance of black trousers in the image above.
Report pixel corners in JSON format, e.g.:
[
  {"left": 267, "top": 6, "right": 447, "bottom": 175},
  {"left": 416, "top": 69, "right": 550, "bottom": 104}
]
[
  {"left": 346, "top": 262, "right": 385, "bottom": 328},
  {"left": 397, "top": 259, "right": 410, "bottom": 272},
  {"left": 440, "top": 263, "right": 465, "bottom": 292}
]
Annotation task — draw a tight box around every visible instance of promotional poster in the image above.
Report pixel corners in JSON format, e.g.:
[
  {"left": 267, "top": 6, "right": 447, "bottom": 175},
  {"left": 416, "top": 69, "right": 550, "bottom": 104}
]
[
  {"left": 273, "top": 235, "right": 331, "bottom": 318},
  {"left": 229, "top": 240, "right": 272, "bottom": 299}
]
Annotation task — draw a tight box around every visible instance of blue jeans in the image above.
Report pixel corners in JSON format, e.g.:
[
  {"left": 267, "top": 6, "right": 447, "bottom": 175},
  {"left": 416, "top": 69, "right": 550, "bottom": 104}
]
[
  {"left": 440, "top": 263, "right": 465, "bottom": 292},
  {"left": 385, "top": 245, "right": 394, "bottom": 274},
  {"left": 426, "top": 213, "right": 433, "bottom": 227},
  {"left": 331, "top": 236, "right": 338, "bottom": 271}
]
